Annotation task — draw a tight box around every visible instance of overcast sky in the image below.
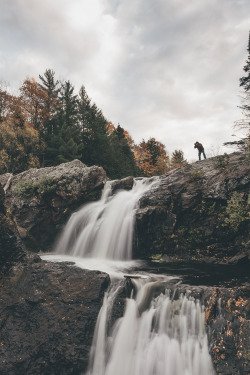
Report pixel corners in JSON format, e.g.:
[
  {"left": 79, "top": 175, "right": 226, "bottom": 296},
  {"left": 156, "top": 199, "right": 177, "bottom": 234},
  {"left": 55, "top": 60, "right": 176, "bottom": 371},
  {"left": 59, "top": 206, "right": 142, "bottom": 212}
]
[{"left": 1, "top": 0, "right": 249, "bottom": 161}]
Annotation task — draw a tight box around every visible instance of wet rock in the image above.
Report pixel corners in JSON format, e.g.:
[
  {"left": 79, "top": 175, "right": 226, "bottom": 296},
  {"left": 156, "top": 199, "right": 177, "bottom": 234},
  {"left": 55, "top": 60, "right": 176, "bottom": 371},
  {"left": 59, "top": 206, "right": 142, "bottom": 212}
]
[
  {"left": 110, "top": 176, "right": 134, "bottom": 193},
  {"left": 0, "top": 260, "right": 110, "bottom": 375},
  {"left": 169, "top": 282, "right": 250, "bottom": 375},
  {"left": 204, "top": 285, "right": 250, "bottom": 375},
  {"left": 2, "top": 160, "right": 106, "bottom": 251}
]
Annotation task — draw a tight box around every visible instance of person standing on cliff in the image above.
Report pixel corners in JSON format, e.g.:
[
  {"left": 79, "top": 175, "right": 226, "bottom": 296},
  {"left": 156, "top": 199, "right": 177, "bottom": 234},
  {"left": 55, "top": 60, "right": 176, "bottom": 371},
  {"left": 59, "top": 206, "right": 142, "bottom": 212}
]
[{"left": 194, "top": 141, "right": 206, "bottom": 160}]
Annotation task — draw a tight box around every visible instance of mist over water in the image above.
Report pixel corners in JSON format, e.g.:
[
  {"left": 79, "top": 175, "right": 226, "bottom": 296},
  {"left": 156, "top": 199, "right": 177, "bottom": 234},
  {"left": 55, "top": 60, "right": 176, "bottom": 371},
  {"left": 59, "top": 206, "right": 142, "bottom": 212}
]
[
  {"left": 55, "top": 178, "right": 157, "bottom": 260},
  {"left": 87, "top": 278, "right": 215, "bottom": 375}
]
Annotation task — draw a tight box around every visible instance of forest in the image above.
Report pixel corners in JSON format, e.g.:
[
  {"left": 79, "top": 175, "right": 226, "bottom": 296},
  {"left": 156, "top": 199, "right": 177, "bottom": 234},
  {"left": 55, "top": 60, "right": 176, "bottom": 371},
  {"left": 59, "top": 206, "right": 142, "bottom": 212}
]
[{"left": 0, "top": 70, "right": 186, "bottom": 179}]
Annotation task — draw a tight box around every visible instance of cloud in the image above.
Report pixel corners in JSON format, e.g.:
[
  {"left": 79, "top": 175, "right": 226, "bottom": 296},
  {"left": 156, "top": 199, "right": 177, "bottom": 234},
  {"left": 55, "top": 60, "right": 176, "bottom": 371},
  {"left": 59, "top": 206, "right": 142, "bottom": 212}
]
[{"left": 1, "top": 0, "right": 249, "bottom": 160}]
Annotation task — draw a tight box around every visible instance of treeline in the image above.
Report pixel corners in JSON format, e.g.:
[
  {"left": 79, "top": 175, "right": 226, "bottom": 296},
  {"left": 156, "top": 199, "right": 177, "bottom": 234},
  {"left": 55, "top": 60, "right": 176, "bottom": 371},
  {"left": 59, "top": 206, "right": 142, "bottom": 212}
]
[{"left": 0, "top": 69, "right": 186, "bottom": 178}]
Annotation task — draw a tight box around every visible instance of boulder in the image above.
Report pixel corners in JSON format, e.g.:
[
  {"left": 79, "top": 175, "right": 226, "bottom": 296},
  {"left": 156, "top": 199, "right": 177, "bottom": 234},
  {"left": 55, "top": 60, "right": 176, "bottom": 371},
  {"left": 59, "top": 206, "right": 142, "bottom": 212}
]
[
  {"left": 110, "top": 176, "right": 134, "bottom": 193},
  {"left": 0, "top": 259, "right": 110, "bottom": 375},
  {"left": 2, "top": 160, "right": 106, "bottom": 251}
]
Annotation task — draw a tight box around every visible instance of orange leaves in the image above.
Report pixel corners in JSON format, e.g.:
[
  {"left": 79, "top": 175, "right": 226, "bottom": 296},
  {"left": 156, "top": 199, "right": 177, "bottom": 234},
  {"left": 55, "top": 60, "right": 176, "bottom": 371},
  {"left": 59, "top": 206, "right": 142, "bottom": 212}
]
[
  {"left": 134, "top": 139, "right": 170, "bottom": 177},
  {"left": 19, "top": 78, "right": 48, "bottom": 130}
]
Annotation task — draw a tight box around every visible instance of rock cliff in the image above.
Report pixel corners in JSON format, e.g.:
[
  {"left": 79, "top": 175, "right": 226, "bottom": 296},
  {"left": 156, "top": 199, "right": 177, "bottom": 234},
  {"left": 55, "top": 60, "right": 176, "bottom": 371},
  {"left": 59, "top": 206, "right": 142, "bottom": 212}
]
[
  {"left": 0, "top": 160, "right": 106, "bottom": 251},
  {"left": 135, "top": 152, "right": 249, "bottom": 264}
]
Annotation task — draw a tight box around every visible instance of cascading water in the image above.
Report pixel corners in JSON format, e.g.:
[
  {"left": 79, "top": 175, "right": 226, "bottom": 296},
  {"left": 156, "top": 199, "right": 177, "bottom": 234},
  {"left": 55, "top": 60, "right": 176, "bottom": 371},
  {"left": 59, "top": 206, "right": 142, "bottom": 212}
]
[
  {"left": 43, "top": 177, "right": 216, "bottom": 375},
  {"left": 86, "top": 278, "right": 215, "bottom": 375},
  {"left": 54, "top": 178, "right": 157, "bottom": 260}
]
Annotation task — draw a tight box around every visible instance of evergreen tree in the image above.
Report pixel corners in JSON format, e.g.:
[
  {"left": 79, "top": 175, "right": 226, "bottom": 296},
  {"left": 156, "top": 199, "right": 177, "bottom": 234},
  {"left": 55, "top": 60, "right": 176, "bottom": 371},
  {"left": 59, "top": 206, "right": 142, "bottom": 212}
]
[
  {"left": 59, "top": 80, "right": 79, "bottom": 128},
  {"left": 78, "top": 89, "right": 112, "bottom": 172},
  {"left": 57, "top": 122, "right": 82, "bottom": 163},
  {"left": 110, "top": 125, "right": 137, "bottom": 178},
  {"left": 45, "top": 80, "right": 82, "bottom": 165},
  {"left": 78, "top": 85, "right": 92, "bottom": 132},
  {"left": 240, "top": 31, "right": 250, "bottom": 93},
  {"left": 239, "top": 31, "right": 250, "bottom": 136},
  {"left": 171, "top": 149, "right": 187, "bottom": 168},
  {"left": 225, "top": 32, "right": 250, "bottom": 151},
  {"left": 38, "top": 69, "right": 60, "bottom": 138},
  {"left": 224, "top": 32, "right": 250, "bottom": 152}
]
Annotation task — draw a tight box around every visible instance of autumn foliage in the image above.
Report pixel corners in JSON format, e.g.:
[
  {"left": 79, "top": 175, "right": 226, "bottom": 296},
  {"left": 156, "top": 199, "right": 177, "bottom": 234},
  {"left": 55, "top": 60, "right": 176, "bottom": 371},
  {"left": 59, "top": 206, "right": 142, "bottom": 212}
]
[{"left": 0, "top": 70, "right": 184, "bottom": 178}]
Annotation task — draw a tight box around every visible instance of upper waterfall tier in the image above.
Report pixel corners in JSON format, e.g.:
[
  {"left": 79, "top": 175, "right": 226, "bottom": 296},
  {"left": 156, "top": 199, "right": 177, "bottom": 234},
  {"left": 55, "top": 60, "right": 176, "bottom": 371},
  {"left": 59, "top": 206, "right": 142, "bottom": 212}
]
[{"left": 55, "top": 178, "right": 158, "bottom": 260}]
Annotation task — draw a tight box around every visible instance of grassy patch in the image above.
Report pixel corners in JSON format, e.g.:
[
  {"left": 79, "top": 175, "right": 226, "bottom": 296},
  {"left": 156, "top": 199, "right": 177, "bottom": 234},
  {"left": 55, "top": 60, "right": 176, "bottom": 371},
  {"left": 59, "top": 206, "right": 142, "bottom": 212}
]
[
  {"left": 190, "top": 169, "right": 205, "bottom": 181},
  {"left": 12, "top": 175, "right": 56, "bottom": 198}
]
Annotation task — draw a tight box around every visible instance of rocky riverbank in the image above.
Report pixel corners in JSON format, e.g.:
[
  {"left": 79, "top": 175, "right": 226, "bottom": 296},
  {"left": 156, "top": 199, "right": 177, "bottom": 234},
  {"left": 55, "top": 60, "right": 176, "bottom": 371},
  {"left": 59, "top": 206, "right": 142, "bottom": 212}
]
[
  {"left": 0, "top": 152, "right": 249, "bottom": 374},
  {"left": 0, "top": 258, "right": 110, "bottom": 375}
]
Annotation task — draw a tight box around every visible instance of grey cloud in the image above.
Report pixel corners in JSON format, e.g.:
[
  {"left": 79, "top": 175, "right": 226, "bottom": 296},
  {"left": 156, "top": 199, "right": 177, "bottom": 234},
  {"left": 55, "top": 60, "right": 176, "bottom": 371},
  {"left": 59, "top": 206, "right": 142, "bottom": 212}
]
[{"left": 0, "top": 0, "right": 249, "bottom": 161}]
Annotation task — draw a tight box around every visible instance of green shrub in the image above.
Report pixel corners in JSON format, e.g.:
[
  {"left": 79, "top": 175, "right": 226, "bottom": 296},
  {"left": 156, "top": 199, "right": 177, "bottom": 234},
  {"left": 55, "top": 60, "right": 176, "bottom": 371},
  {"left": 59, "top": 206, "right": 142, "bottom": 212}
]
[
  {"left": 12, "top": 175, "right": 56, "bottom": 198},
  {"left": 213, "top": 153, "right": 229, "bottom": 170},
  {"left": 12, "top": 179, "right": 38, "bottom": 198},
  {"left": 223, "top": 192, "right": 249, "bottom": 232},
  {"left": 37, "top": 176, "right": 57, "bottom": 196},
  {"left": 190, "top": 169, "right": 205, "bottom": 181}
]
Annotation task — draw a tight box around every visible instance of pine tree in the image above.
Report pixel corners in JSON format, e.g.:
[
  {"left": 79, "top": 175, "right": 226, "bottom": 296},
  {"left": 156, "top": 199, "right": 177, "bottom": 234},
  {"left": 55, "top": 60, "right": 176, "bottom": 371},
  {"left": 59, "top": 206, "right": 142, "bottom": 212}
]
[
  {"left": 109, "top": 125, "right": 137, "bottom": 178},
  {"left": 45, "top": 80, "right": 82, "bottom": 165},
  {"left": 239, "top": 32, "right": 250, "bottom": 126},
  {"left": 57, "top": 122, "right": 82, "bottom": 163},
  {"left": 224, "top": 32, "right": 250, "bottom": 152},
  {"left": 240, "top": 31, "right": 250, "bottom": 93},
  {"left": 171, "top": 150, "right": 187, "bottom": 168},
  {"left": 237, "top": 31, "right": 250, "bottom": 149},
  {"left": 38, "top": 69, "right": 60, "bottom": 138}
]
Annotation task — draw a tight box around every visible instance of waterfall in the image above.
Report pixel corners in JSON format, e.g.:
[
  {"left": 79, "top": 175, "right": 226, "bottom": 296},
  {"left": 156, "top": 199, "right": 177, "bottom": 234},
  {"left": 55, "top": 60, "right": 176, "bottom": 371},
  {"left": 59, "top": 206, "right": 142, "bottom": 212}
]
[
  {"left": 45, "top": 176, "right": 216, "bottom": 375},
  {"left": 55, "top": 178, "right": 157, "bottom": 260},
  {"left": 86, "top": 278, "right": 215, "bottom": 375}
]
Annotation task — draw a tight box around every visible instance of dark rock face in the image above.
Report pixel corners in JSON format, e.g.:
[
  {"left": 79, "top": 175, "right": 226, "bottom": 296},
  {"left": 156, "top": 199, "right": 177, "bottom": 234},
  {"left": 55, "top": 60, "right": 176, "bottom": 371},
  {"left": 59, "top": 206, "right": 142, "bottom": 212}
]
[
  {"left": 0, "top": 259, "right": 110, "bottom": 375},
  {"left": 135, "top": 152, "right": 250, "bottom": 263},
  {"left": 169, "top": 282, "right": 250, "bottom": 375},
  {"left": 0, "top": 184, "right": 26, "bottom": 278},
  {"left": 205, "top": 285, "right": 250, "bottom": 375},
  {"left": 0, "top": 160, "right": 106, "bottom": 251},
  {"left": 110, "top": 176, "right": 134, "bottom": 193}
]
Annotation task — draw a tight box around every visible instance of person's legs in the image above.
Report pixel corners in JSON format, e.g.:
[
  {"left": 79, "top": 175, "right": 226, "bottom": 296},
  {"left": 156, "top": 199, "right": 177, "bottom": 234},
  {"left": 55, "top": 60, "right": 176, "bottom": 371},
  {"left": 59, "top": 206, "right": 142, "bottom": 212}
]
[
  {"left": 203, "top": 151, "right": 206, "bottom": 159},
  {"left": 198, "top": 150, "right": 201, "bottom": 160}
]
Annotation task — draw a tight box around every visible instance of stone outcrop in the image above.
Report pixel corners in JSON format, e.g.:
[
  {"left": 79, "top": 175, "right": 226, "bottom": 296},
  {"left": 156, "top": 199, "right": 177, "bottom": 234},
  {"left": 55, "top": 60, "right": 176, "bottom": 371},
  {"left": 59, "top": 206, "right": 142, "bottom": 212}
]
[
  {"left": 0, "top": 184, "right": 26, "bottom": 278},
  {"left": 0, "top": 258, "right": 110, "bottom": 375},
  {"left": 0, "top": 160, "right": 106, "bottom": 251},
  {"left": 110, "top": 176, "right": 134, "bottom": 193},
  {"left": 135, "top": 152, "right": 250, "bottom": 264}
]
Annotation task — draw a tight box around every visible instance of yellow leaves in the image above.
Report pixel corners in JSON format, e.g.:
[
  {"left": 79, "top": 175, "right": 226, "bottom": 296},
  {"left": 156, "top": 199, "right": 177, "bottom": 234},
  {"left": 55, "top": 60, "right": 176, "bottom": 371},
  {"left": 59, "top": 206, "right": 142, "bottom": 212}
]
[
  {"left": 134, "top": 140, "right": 170, "bottom": 177},
  {"left": 226, "top": 323, "right": 233, "bottom": 336},
  {"left": 226, "top": 298, "right": 233, "bottom": 312},
  {"left": 106, "top": 122, "right": 116, "bottom": 135},
  {"left": 235, "top": 297, "right": 248, "bottom": 307},
  {"left": 0, "top": 149, "right": 10, "bottom": 173},
  {"left": 0, "top": 121, "right": 44, "bottom": 174}
]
